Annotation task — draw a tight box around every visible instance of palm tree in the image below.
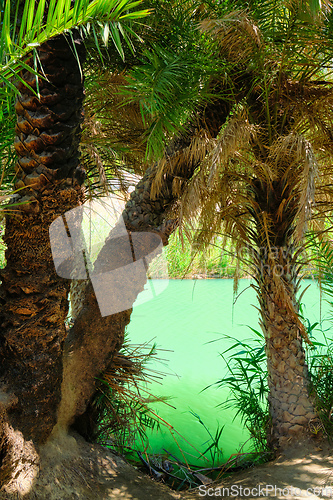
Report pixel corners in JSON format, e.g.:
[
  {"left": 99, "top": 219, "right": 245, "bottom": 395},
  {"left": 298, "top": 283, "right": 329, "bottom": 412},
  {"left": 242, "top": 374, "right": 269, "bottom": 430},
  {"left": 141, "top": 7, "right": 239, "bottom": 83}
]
[
  {"left": 2, "top": 2, "right": 330, "bottom": 490},
  {"left": 52, "top": 1, "right": 233, "bottom": 439},
  {"left": 54, "top": 99, "right": 231, "bottom": 441},
  {"left": 171, "top": 3, "right": 333, "bottom": 447},
  {"left": 0, "top": 0, "right": 148, "bottom": 486},
  {"left": 82, "top": 0, "right": 333, "bottom": 449}
]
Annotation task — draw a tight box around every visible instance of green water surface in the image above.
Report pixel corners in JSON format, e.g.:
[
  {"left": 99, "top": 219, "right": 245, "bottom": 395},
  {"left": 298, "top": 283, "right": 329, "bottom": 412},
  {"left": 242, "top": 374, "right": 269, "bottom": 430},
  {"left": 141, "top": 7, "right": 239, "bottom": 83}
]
[{"left": 127, "top": 278, "right": 331, "bottom": 465}]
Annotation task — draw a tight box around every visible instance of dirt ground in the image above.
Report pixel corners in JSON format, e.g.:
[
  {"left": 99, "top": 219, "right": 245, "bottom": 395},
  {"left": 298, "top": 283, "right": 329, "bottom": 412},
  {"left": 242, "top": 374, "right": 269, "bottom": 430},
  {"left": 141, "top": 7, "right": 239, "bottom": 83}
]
[
  {"left": 0, "top": 435, "right": 332, "bottom": 500},
  {"left": 186, "top": 438, "right": 333, "bottom": 500}
]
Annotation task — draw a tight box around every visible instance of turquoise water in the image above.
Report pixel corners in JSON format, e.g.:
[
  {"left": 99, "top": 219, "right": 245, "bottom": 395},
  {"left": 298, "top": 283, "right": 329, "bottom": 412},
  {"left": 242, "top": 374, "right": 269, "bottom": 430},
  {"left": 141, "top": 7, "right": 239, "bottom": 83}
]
[{"left": 127, "top": 279, "right": 332, "bottom": 465}]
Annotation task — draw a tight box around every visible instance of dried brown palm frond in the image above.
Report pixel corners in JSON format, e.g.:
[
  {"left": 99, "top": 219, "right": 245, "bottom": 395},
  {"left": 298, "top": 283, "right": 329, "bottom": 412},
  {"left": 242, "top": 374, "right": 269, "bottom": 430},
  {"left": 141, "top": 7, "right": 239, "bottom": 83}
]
[
  {"left": 206, "top": 113, "right": 258, "bottom": 189},
  {"left": 182, "top": 169, "right": 252, "bottom": 251},
  {"left": 172, "top": 118, "right": 319, "bottom": 283},
  {"left": 79, "top": 143, "right": 141, "bottom": 200},
  {"left": 172, "top": 112, "right": 258, "bottom": 226},
  {"left": 268, "top": 133, "right": 317, "bottom": 239},
  {"left": 82, "top": 143, "right": 108, "bottom": 192},
  {"left": 89, "top": 341, "right": 170, "bottom": 450},
  {"left": 200, "top": 11, "right": 262, "bottom": 64},
  {"left": 286, "top": 86, "right": 333, "bottom": 148},
  {"left": 84, "top": 71, "right": 146, "bottom": 143},
  {"left": 150, "top": 95, "right": 233, "bottom": 202},
  {"left": 179, "top": 141, "right": 315, "bottom": 343}
]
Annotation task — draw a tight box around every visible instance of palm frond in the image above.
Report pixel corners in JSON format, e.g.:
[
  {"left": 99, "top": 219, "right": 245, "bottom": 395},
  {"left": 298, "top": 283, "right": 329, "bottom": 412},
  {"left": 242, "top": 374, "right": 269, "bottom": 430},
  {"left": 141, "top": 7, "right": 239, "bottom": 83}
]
[
  {"left": 268, "top": 133, "right": 317, "bottom": 239},
  {"left": 200, "top": 11, "right": 262, "bottom": 65},
  {"left": 122, "top": 43, "right": 217, "bottom": 159},
  {"left": 0, "top": 0, "right": 150, "bottom": 103},
  {"left": 81, "top": 69, "right": 147, "bottom": 196}
]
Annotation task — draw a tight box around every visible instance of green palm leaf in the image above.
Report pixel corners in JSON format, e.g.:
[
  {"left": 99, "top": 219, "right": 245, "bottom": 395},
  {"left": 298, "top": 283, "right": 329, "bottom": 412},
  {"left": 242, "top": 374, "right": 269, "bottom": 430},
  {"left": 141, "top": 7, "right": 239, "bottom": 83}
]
[
  {"left": 0, "top": 0, "right": 149, "bottom": 96},
  {"left": 0, "top": 0, "right": 149, "bottom": 195}
]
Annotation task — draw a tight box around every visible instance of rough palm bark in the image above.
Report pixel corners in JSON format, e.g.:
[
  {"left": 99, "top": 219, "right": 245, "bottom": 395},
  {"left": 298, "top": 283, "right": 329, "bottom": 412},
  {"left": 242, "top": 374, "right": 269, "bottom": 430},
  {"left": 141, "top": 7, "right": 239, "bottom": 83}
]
[
  {"left": 54, "top": 163, "right": 190, "bottom": 435},
  {"left": 54, "top": 100, "right": 231, "bottom": 436},
  {"left": 259, "top": 272, "right": 316, "bottom": 448},
  {"left": 252, "top": 180, "right": 316, "bottom": 448},
  {"left": 0, "top": 32, "right": 85, "bottom": 453}
]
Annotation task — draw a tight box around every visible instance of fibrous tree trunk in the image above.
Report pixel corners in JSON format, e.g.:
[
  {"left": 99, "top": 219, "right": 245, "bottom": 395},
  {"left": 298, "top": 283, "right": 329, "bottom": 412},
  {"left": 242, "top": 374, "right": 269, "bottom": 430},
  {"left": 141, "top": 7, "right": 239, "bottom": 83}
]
[
  {"left": 259, "top": 268, "right": 316, "bottom": 448},
  {"left": 252, "top": 178, "right": 317, "bottom": 448},
  {"left": 54, "top": 99, "right": 231, "bottom": 437},
  {"left": 54, "top": 164, "right": 190, "bottom": 436},
  {"left": 0, "top": 32, "right": 85, "bottom": 480}
]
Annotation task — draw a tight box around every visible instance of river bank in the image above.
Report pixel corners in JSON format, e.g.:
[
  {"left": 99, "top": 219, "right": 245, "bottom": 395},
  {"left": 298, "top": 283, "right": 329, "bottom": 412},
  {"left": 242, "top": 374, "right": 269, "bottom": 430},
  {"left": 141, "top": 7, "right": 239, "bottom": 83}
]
[{"left": 2, "top": 434, "right": 330, "bottom": 500}]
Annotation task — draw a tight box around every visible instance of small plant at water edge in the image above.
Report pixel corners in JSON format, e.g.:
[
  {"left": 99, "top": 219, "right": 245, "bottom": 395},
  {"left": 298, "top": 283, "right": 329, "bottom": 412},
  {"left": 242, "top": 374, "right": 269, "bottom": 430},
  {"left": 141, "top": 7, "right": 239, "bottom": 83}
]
[{"left": 207, "top": 329, "right": 271, "bottom": 454}]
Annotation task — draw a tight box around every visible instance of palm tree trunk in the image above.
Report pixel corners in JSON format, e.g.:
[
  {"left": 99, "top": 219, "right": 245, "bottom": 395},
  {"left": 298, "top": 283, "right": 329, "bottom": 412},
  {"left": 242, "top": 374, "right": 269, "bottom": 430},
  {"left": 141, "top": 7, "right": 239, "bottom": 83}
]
[
  {"left": 54, "top": 163, "right": 185, "bottom": 435},
  {"left": 255, "top": 245, "right": 316, "bottom": 448},
  {"left": 54, "top": 99, "right": 232, "bottom": 437},
  {"left": 0, "top": 33, "right": 85, "bottom": 448}
]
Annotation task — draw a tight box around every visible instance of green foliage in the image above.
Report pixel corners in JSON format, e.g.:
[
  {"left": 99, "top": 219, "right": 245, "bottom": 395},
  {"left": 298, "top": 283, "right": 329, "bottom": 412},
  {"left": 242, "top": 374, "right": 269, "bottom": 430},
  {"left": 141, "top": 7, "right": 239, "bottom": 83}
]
[
  {"left": 119, "top": 0, "right": 333, "bottom": 166},
  {"left": 307, "top": 340, "right": 333, "bottom": 438},
  {"left": 305, "top": 235, "right": 333, "bottom": 437},
  {"left": 312, "top": 234, "right": 333, "bottom": 301},
  {"left": 0, "top": 101, "right": 16, "bottom": 192},
  {"left": 148, "top": 230, "right": 241, "bottom": 278},
  {"left": 164, "top": 231, "right": 202, "bottom": 277},
  {"left": 189, "top": 411, "right": 224, "bottom": 466},
  {"left": 0, "top": 0, "right": 149, "bottom": 207},
  {"left": 208, "top": 330, "right": 270, "bottom": 454},
  {"left": 0, "top": 1, "right": 149, "bottom": 118},
  {"left": 116, "top": 0, "right": 224, "bottom": 159},
  {"left": 95, "top": 381, "right": 162, "bottom": 455},
  {"left": 123, "top": 45, "right": 217, "bottom": 159},
  {"left": 0, "top": 0, "right": 149, "bottom": 58}
]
